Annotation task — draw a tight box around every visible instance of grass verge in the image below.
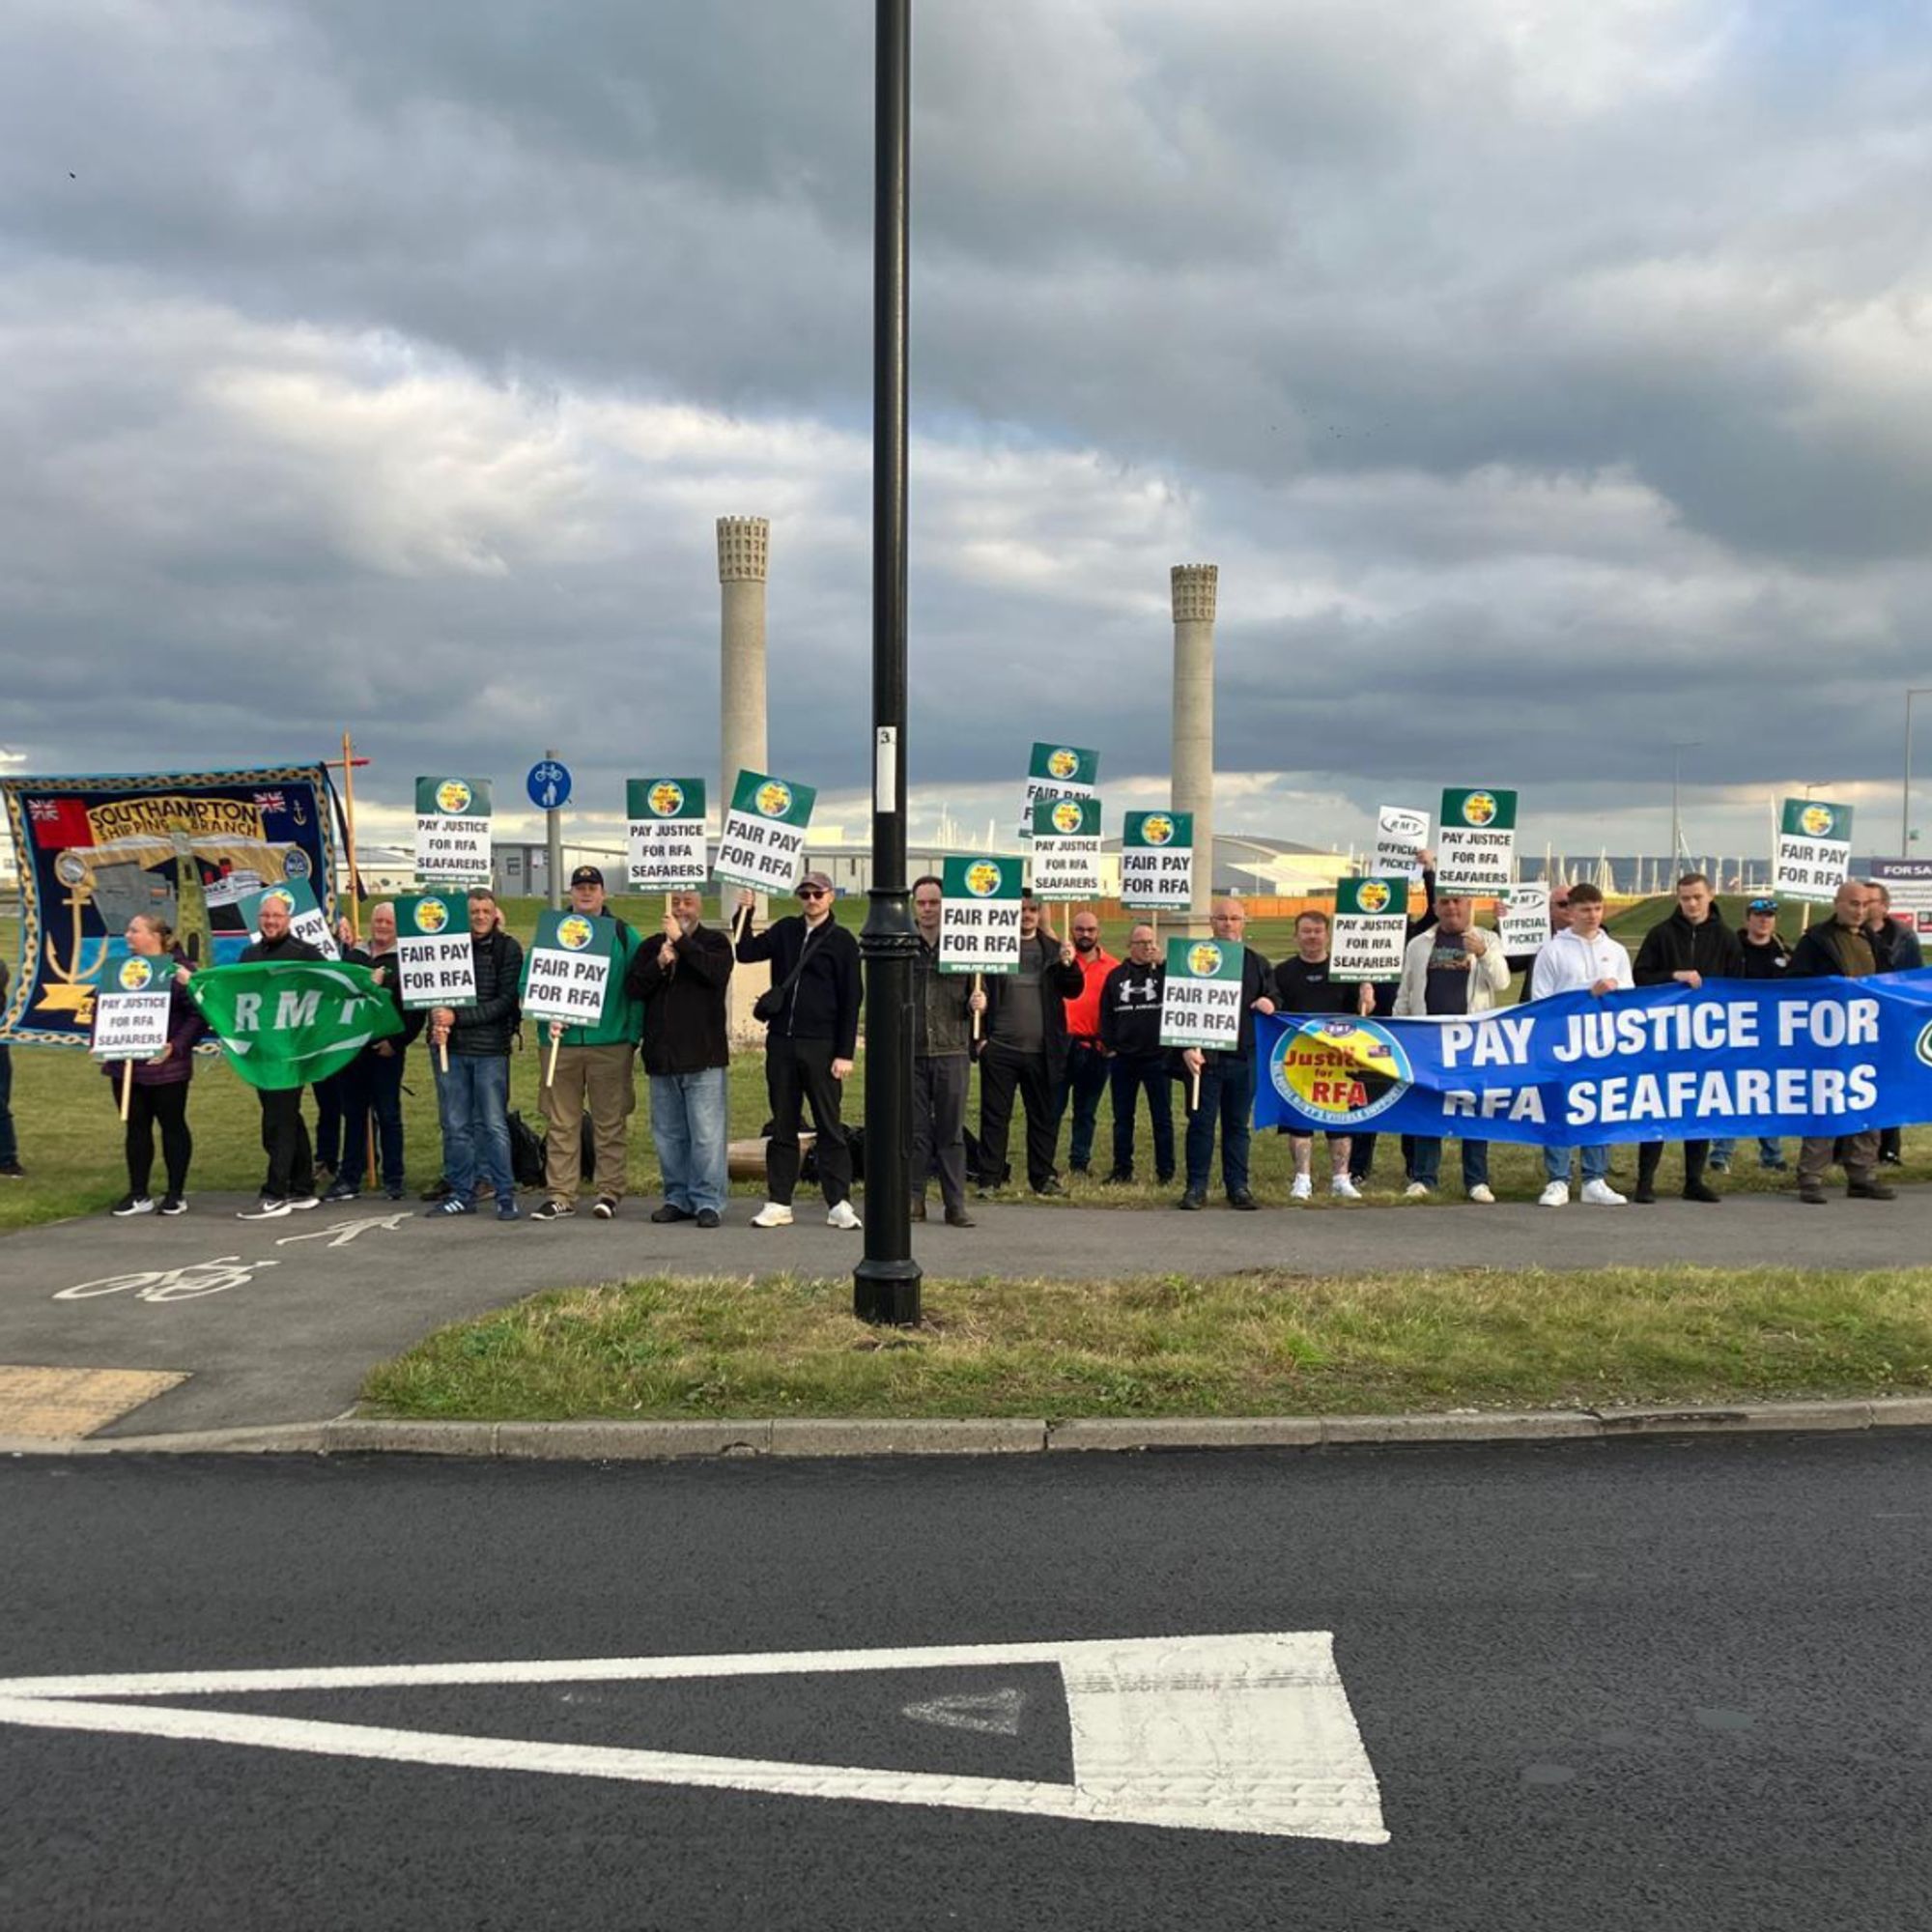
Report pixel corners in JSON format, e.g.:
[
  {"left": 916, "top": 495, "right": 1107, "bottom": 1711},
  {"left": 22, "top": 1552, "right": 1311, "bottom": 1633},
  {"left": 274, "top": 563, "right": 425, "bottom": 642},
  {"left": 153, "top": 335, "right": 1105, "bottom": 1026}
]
[{"left": 360, "top": 1265, "right": 1932, "bottom": 1423}]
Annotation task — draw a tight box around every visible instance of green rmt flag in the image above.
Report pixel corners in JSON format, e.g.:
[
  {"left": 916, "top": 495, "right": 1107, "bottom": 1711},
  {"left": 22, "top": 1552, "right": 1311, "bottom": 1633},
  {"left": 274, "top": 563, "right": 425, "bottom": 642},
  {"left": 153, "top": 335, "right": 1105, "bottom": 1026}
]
[{"left": 187, "top": 961, "right": 404, "bottom": 1091}]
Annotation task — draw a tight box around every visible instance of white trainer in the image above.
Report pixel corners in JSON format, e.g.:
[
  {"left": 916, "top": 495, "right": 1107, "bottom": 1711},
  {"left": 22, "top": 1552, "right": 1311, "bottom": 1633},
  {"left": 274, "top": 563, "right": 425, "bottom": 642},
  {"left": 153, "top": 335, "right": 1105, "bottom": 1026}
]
[
  {"left": 1290, "top": 1173, "right": 1313, "bottom": 1202},
  {"left": 1404, "top": 1181, "right": 1432, "bottom": 1199},
  {"left": 1330, "top": 1175, "right": 1361, "bottom": 1200},
  {"left": 826, "top": 1200, "right": 861, "bottom": 1231},
  {"left": 1580, "top": 1179, "right": 1628, "bottom": 1206},
  {"left": 1467, "top": 1183, "right": 1496, "bottom": 1205},
  {"left": 751, "top": 1202, "right": 794, "bottom": 1229},
  {"left": 1538, "top": 1181, "right": 1570, "bottom": 1208}
]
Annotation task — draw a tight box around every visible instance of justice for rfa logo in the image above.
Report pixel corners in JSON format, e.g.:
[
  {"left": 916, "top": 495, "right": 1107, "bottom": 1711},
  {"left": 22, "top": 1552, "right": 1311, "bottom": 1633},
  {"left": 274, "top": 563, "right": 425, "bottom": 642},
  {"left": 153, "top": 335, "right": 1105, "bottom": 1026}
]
[
  {"left": 415, "top": 897, "right": 449, "bottom": 934},
  {"left": 1188, "top": 943, "right": 1224, "bottom": 978},
  {"left": 117, "top": 957, "right": 156, "bottom": 991},
  {"left": 1050, "top": 800, "right": 1086, "bottom": 835},
  {"left": 964, "top": 861, "right": 1005, "bottom": 898},
  {"left": 1801, "top": 804, "right": 1836, "bottom": 838},
  {"left": 1461, "top": 791, "right": 1498, "bottom": 828},
  {"left": 1355, "top": 880, "right": 1392, "bottom": 914},
  {"left": 755, "top": 781, "right": 793, "bottom": 820},
  {"left": 1046, "top": 748, "right": 1081, "bottom": 781},
  {"left": 435, "top": 780, "right": 473, "bottom": 815},
  {"left": 556, "top": 916, "right": 595, "bottom": 952},
  {"left": 647, "top": 781, "right": 685, "bottom": 818}
]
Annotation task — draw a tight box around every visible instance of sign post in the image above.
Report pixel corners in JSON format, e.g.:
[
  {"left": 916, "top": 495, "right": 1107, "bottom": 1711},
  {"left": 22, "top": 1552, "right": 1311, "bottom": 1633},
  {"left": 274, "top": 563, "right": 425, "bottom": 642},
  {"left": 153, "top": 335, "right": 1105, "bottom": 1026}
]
[{"left": 526, "top": 756, "right": 572, "bottom": 912}]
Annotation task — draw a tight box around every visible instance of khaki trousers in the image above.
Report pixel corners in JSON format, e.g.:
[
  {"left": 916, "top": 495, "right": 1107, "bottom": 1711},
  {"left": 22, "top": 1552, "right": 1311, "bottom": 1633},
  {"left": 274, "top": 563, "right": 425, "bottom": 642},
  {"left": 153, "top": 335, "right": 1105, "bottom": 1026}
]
[{"left": 541, "top": 1041, "right": 636, "bottom": 1204}]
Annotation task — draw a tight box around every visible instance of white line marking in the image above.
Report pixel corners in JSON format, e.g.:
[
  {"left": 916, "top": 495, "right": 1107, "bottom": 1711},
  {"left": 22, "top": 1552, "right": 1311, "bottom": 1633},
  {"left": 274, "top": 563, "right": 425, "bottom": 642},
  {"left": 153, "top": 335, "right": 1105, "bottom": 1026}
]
[{"left": 0, "top": 1633, "right": 1387, "bottom": 1842}]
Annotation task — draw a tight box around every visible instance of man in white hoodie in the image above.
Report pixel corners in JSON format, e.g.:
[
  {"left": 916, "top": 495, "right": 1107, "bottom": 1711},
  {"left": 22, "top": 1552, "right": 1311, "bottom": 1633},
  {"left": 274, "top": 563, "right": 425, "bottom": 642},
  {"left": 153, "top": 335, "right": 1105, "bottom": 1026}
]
[{"left": 1527, "top": 881, "right": 1632, "bottom": 1206}]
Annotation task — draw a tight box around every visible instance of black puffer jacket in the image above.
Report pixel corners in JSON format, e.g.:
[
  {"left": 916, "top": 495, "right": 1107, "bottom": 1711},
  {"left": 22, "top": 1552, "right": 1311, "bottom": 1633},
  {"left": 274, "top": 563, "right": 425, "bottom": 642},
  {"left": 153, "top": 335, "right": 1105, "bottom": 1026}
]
[
  {"left": 1632, "top": 910, "right": 1744, "bottom": 985},
  {"left": 449, "top": 928, "right": 524, "bottom": 1057}
]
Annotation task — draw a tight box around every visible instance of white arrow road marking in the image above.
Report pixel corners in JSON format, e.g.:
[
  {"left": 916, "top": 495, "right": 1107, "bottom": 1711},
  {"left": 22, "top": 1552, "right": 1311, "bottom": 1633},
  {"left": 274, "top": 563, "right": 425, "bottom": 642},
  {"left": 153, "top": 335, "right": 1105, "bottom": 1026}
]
[
  {"left": 902, "top": 1688, "right": 1026, "bottom": 1736},
  {"left": 0, "top": 1633, "right": 1386, "bottom": 1843}
]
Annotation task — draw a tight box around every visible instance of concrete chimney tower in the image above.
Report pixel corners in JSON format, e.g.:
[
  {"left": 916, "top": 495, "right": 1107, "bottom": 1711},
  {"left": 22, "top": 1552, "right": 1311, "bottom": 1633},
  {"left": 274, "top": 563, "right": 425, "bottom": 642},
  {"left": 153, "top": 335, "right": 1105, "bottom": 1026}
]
[
  {"left": 718, "top": 515, "right": 771, "bottom": 1039},
  {"left": 1170, "top": 562, "right": 1218, "bottom": 929}
]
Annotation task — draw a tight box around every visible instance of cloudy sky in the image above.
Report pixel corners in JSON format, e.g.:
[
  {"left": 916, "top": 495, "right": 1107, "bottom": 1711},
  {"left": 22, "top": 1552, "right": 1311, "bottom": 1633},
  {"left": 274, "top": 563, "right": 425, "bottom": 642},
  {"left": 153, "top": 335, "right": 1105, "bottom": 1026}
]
[{"left": 4, "top": 0, "right": 1929, "bottom": 862}]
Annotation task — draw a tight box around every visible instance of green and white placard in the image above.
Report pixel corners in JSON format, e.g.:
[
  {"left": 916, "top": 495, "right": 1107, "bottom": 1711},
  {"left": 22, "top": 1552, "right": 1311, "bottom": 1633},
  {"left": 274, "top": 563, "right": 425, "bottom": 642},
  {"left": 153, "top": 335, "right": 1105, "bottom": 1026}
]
[
  {"left": 1018, "top": 742, "right": 1099, "bottom": 842},
  {"left": 91, "top": 953, "right": 175, "bottom": 1062},
  {"left": 1331, "top": 877, "right": 1407, "bottom": 981},
  {"left": 939, "top": 856, "right": 1024, "bottom": 976},
  {"left": 1374, "top": 805, "right": 1430, "bottom": 880},
  {"left": 233, "top": 878, "right": 339, "bottom": 960},
  {"left": 1436, "top": 786, "right": 1518, "bottom": 895},
  {"left": 392, "top": 894, "right": 476, "bottom": 1009},
  {"left": 414, "top": 776, "right": 493, "bottom": 886},
  {"left": 1495, "top": 883, "right": 1551, "bottom": 954},
  {"left": 522, "top": 908, "right": 616, "bottom": 1028},
  {"left": 1028, "top": 795, "right": 1103, "bottom": 900},
  {"left": 626, "top": 778, "right": 708, "bottom": 890},
  {"left": 1159, "top": 935, "right": 1246, "bottom": 1051},
  {"left": 1121, "top": 810, "right": 1194, "bottom": 910},
  {"left": 1775, "top": 798, "right": 1854, "bottom": 904},
  {"left": 715, "top": 769, "right": 816, "bottom": 894}
]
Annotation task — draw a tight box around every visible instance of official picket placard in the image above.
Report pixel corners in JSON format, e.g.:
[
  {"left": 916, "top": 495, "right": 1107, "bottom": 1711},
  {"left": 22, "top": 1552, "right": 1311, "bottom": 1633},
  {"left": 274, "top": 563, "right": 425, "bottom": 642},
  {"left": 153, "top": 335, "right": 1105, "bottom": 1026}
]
[
  {"left": 626, "top": 778, "right": 708, "bottom": 890},
  {"left": 1028, "top": 796, "right": 1103, "bottom": 900},
  {"left": 1496, "top": 883, "right": 1551, "bottom": 955},
  {"left": 414, "top": 776, "right": 493, "bottom": 886},
  {"left": 1775, "top": 798, "right": 1854, "bottom": 905},
  {"left": 939, "top": 856, "right": 1024, "bottom": 976},
  {"left": 1159, "top": 936, "right": 1246, "bottom": 1050},
  {"left": 234, "top": 878, "right": 339, "bottom": 960},
  {"left": 1018, "top": 742, "right": 1099, "bottom": 842},
  {"left": 1374, "top": 806, "right": 1430, "bottom": 880},
  {"left": 1331, "top": 877, "right": 1408, "bottom": 981},
  {"left": 1436, "top": 787, "right": 1518, "bottom": 895},
  {"left": 715, "top": 770, "right": 816, "bottom": 894},
  {"left": 521, "top": 909, "right": 616, "bottom": 1028},
  {"left": 90, "top": 954, "right": 174, "bottom": 1062},
  {"left": 392, "top": 894, "right": 476, "bottom": 1009},
  {"left": 1870, "top": 858, "right": 1932, "bottom": 936},
  {"left": 1121, "top": 810, "right": 1194, "bottom": 910}
]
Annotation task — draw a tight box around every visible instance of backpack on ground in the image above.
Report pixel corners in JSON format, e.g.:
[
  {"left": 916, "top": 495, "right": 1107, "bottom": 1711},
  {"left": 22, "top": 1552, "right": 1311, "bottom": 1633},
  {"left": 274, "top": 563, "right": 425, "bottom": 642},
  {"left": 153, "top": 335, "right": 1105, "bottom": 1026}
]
[{"left": 506, "top": 1111, "right": 547, "bottom": 1190}]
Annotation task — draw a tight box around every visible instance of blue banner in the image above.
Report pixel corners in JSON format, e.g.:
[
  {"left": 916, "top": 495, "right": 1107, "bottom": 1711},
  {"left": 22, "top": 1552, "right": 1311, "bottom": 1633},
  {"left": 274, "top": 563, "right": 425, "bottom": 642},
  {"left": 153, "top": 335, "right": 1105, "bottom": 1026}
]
[{"left": 1256, "top": 971, "right": 1932, "bottom": 1145}]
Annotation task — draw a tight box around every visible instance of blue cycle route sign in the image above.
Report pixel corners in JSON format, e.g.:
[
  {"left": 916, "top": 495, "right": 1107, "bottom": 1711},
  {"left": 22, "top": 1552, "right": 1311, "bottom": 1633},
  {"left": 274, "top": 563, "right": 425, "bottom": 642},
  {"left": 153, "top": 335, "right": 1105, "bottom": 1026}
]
[{"left": 526, "top": 760, "right": 573, "bottom": 811}]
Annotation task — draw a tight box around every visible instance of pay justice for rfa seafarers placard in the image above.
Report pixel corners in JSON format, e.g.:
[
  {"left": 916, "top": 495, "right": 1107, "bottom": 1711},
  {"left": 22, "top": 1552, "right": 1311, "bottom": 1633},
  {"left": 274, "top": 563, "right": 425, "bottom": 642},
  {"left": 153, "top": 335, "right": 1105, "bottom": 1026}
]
[
  {"left": 626, "top": 778, "right": 708, "bottom": 890},
  {"left": 234, "top": 878, "right": 339, "bottom": 960},
  {"left": 714, "top": 770, "right": 817, "bottom": 894},
  {"left": 1435, "top": 787, "right": 1518, "bottom": 895},
  {"left": 1029, "top": 796, "right": 1104, "bottom": 900},
  {"left": 1121, "top": 810, "right": 1194, "bottom": 911},
  {"left": 392, "top": 895, "right": 477, "bottom": 1009},
  {"left": 91, "top": 953, "right": 175, "bottom": 1062},
  {"left": 1775, "top": 798, "right": 1855, "bottom": 905},
  {"left": 414, "top": 776, "right": 493, "bottom": 886},
  {"left": 1330, "top": 877, "right": 1408, "bottom": 981},
  {"left": 1159, "top": 936, "right": 1246, "bottom": 1051},
  {"left": 939, "top": 856, "right": 1023, "bottom": 976},
  {"left": 521, "top": 910, "right": 615, "bottom": 1027}
]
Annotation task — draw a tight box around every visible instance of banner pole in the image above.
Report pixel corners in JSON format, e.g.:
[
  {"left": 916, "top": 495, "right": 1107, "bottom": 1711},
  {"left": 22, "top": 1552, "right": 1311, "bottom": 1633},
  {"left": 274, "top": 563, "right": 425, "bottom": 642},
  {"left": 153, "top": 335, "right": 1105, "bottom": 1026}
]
[
  {"left": 973, "top": 973, "right": 982, "bottom": 1043},
  {"left": 120, "top": 1059, "right": 133, "bottom": 1123},
  {"left": 546, "top": 1029, "right": 561, "bottom": 1088},
  {"left": 1190, "top": 1064, "right": 1201, "bottom": 1114},
  {"left": 439, "top": 1037, "right": 448, "bottom": 1076},
  {"left": 339, "top": 730, "right": 364, "bottom": 945}
]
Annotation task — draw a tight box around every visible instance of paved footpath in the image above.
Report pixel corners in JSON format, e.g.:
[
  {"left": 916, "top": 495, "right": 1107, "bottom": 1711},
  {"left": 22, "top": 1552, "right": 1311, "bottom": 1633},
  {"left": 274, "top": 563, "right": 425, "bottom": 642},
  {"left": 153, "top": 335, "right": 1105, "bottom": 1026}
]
[{"left": 0, "top": 1187, "right": 1925, "bottom": 1437}]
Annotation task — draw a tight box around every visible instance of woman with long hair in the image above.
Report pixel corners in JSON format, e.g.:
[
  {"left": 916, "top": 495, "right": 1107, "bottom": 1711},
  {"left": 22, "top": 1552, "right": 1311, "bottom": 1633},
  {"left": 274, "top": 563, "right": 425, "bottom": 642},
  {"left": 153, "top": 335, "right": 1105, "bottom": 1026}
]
[{"left": 99, "top": 913, "right": 207, "bottom": 1215}]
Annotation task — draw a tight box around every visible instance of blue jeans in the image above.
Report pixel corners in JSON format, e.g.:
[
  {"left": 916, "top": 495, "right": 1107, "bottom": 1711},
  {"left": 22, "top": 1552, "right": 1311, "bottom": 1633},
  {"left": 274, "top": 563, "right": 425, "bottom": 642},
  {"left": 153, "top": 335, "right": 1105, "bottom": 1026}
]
[
  {"left": 650, "top": 1067, "right": 728, "bottom": 1214},
  {"left": 1411, "top": 1137, "right": 1490, "bottom": 1190},
  {"left": 1184, "top": 1052, "right": 1255, "bottom": 1198},
  {"left": 1544, "top": 1145, "right": 1608, "bottom": 1184},
  {"left": 435, "top": 1053, "right": 513, "bottom": 1205},
  {"left": 1711, "top": 1137, "right": 1784, "bottom": 1168},
  {"left": 1108, "top": 1051, "right": 1175, "bottom": 1181},
  {"left": 0, "top": 1044, "right": 15, "bottom": 1166},
  {"left": 1056, "top": 1041, "right": 1112, "bottom": 1171}
]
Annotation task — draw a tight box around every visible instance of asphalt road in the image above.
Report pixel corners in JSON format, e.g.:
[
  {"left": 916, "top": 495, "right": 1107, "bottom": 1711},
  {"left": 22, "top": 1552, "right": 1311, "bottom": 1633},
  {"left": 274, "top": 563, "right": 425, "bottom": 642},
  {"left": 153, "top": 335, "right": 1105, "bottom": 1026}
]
[
  {"left": 4, "top": 1433, "right": 1929, "bottom": 1929},
  {"left": 4, "top": 1187, "right": 1928, "bottom": 1435}
]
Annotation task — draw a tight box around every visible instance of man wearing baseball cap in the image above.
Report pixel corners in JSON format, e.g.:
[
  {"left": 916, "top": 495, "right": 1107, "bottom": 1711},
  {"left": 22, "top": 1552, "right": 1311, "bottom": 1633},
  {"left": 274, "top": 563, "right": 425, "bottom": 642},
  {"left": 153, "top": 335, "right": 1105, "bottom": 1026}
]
[
  {"left": 1710, "top": 897, "right": 1791, "bottom": 1175},
  {"left": 529, "top": 866, "right": 643, "bottom": 1221}
]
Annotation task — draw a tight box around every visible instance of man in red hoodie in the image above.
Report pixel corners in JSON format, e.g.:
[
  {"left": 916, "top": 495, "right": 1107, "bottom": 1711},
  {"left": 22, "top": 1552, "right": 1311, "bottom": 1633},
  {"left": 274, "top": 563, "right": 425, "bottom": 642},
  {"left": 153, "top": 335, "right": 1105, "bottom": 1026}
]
[{"left": 1055, "top": 909, "right": 1120, "bottom": 1177}]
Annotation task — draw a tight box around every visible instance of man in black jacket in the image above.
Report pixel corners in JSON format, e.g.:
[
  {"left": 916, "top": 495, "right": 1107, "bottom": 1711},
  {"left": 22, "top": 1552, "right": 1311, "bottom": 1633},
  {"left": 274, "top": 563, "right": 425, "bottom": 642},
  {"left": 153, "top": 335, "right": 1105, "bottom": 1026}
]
[
  {"left": 424, "top": 889, "right": 525, "bottom": 1221},
  {"left": 910, "top": 874, "right": 980, "bottom": 1226},
  {"left": 627, "top": 888, "right": 734, "bottom": 1228},
  {"left": 976, "top": 895, "right": 1083, "bottom": 1196},
  {"left": 1177, "top": 898, "right": 1276, "bottom": 1210},
  {"left": 1787, "top": 879, "right": 1892, "bottom": 1205},
  {"left": 236, "top": 893, "right": 327, "bottom": 1219},
  {"left": 1710, "top": 896, "right": 1792, "bottom": 1175},
  {"left": 1098, "top": 923, "right": 1172, "bottom": 1185},
  {"left": 325, "top": 899, "right": 425, "bottom": 1203},
  {"left": 1630, "top": 872, "right": 1743, "bottom": 1204},
  {"left": 737, "top": 873, "right": 863, "bottom": 1229}
]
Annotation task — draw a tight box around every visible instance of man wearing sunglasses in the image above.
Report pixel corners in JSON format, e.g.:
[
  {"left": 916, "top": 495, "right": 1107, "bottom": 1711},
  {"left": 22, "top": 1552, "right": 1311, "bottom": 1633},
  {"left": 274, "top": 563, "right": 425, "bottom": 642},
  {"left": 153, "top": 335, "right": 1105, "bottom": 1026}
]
[{"left": 1710, "top": 897, "right": 1791, "bottom": 1175}]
